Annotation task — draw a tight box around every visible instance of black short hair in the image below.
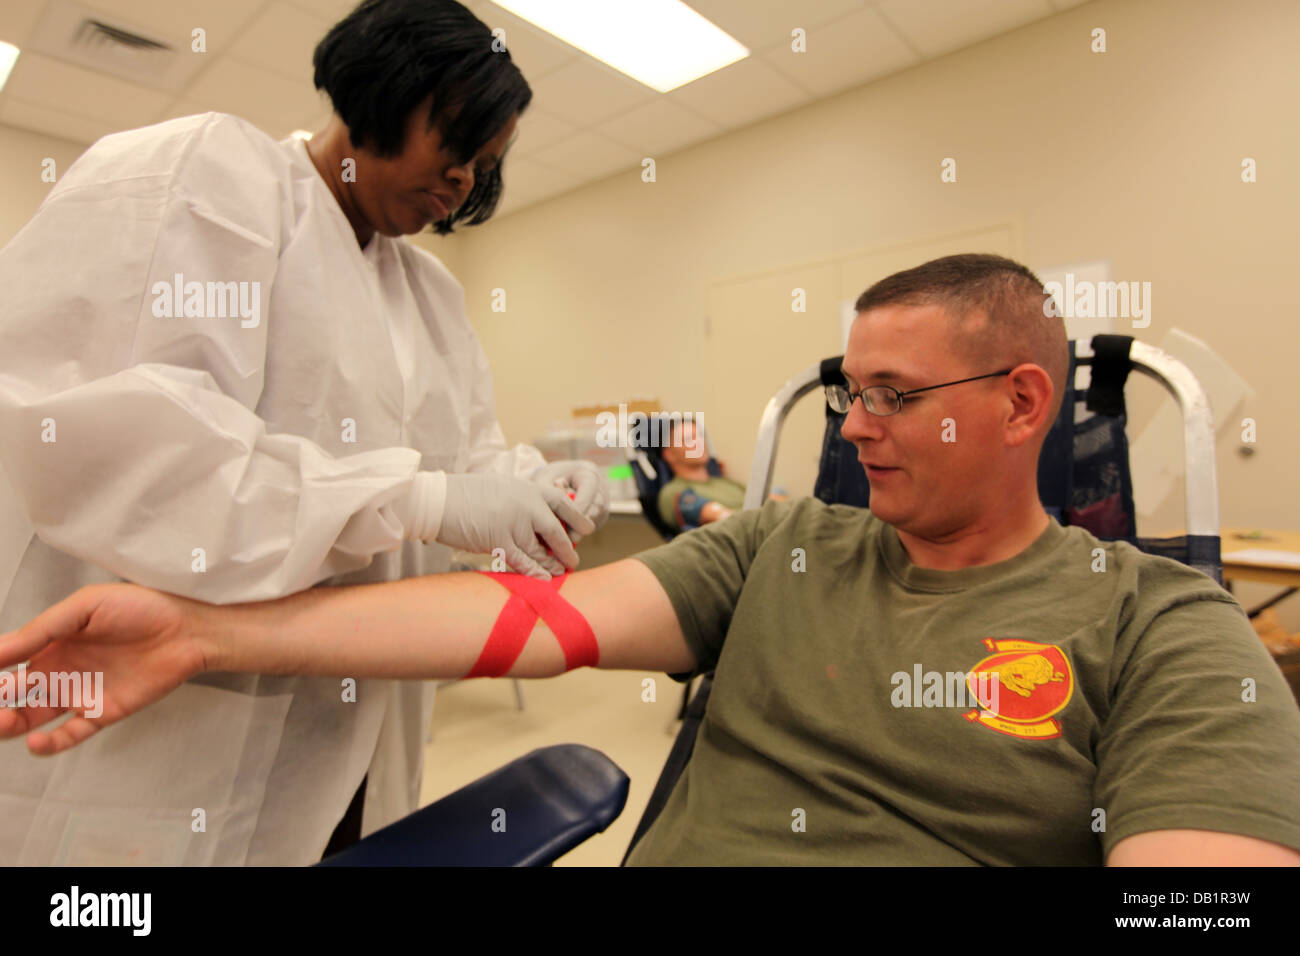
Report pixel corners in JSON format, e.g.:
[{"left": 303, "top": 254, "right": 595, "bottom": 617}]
[{"left": 313, "top": 0, "right": 532, "bottom": 234}]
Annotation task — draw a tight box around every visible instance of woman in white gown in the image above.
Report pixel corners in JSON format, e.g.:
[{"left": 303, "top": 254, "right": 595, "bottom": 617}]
[{"left": 0, "top": 0, "right": 608, "bottom": 865}]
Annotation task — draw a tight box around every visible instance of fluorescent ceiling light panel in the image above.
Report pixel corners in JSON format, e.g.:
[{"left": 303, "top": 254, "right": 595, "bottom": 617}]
[
  {"left": 489, "top": 0, "right": 748, "bottom": 92},
  {"left": 0, "top": 42, "right": 19, "bottom": 93}
]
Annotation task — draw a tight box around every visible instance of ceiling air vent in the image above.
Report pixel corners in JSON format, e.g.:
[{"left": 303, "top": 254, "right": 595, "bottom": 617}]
[
  {"left": 28, "top": 0, "right": 204, "bottom": 93},
  {"left": 74, "top": 19, "right": 171, "bottom": 55}
]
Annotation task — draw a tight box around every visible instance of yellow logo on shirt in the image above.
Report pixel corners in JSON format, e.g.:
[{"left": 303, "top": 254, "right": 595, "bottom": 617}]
[{"left": 963, "top": 638, "right": 1073, "bottom": 739}]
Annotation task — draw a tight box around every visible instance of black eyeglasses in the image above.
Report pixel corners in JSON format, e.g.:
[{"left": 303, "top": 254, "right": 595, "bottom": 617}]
[{"left": 825, "top": 369, "right": 1014, "bottom": 417}]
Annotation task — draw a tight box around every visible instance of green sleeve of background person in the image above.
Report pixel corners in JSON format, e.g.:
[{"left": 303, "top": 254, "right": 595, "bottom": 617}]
[
  {"left": 656, "top": 476, "right": 747, "bottom": 529},
  {"left": 627, "top": 497, "right": 1300, "bottom": 865}
]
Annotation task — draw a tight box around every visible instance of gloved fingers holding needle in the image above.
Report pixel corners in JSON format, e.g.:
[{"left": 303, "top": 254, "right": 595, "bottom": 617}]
[
  {"left": 532, "top": 460, "right": 611, "bottom": 543},
  {"left": 397, "top": 471, "right": 594, "bottom": 580}
]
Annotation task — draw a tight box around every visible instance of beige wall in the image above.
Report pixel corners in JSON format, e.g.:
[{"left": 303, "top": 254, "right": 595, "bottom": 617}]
[{"left": 0, "top": 122, "right": 83, "bottom": 239}]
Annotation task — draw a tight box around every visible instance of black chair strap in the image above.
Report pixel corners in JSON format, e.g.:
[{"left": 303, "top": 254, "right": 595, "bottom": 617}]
[
  {"left": 1086, "top": 334, "right": 1134, "bottom": 416},
  {"left": 820, "top": 356, "right": 846, "bottom": 387}
]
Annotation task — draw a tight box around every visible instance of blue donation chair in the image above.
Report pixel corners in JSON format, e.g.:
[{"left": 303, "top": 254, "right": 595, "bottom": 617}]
[{"left": 316, "top": 744, "right": 628, "bottom": 866}]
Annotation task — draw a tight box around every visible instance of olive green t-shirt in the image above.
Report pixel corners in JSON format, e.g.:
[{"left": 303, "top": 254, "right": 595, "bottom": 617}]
[
  {"left": 627, "top": 497, "right": 1300, "bottom": 865},
  {"left": 657, "top": 477, "right": 747, "bottom": 530}
]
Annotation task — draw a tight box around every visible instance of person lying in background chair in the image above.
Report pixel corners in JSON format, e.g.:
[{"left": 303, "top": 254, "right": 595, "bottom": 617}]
[
  {"left": 6, "top": 254, "right": 1300, "bottom": 866},
  {"left": 657, "top": 419, "right": 747, "bottom": 531}
]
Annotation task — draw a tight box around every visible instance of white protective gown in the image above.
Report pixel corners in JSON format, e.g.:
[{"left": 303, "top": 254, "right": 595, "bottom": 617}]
[{"left": 0, "top": 112, "right": 545, "bottom": 865}]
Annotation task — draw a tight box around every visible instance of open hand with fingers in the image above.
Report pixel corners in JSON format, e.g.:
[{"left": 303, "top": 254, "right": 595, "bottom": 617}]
[{"left": 0, "top": 583, "right": 207, "bottom": 756}]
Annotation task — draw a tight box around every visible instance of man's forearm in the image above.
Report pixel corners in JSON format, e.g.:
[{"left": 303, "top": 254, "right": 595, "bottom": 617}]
[{"left": 193, "top": 559, "right": 694, "bottom": 680}]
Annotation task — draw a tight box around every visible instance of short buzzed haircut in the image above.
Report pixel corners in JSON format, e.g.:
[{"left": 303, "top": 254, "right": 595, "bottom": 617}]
[{"left": 854, "top": 253, "right": 1069, "bottom": 429}]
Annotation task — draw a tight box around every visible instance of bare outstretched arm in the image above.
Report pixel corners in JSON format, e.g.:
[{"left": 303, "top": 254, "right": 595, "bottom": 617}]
[{"left": 0, "top": 559, "right": 692, "bottom": 755}]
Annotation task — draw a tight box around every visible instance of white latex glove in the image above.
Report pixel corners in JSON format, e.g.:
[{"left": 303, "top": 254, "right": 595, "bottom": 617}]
[
  {"left": 531, "top": 460, "right": 611, "bottom": 540},
  {"left": 398, "top": 471, "right": 595, "bottom": 579}
]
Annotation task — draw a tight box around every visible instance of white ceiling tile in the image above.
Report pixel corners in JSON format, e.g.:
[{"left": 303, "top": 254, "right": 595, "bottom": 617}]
[
  {"left": 0, "top": 0, "right": 45, "bottom": 46},
  {"left": 2, "top": 50, "right": 173, "bottom": 130},
  {"left": 597, "top": 97, "right": 721, "bottom": 156},
  {"left": 511, "top": 106, "right": 577, "bottom": 158},
  {"left": 875, "top": 0, "right": 1056, "bottom": 59},
  {"left": 0, "top": 96, "right": 118, "bottom": 145},
  {"left": 278, "top": 0, "right": 358, "bottom": 23},
  {"left": 763, "top": 5, "right": 919, "bottom": 98},
  {"left": 471, "top": 1, "right": 581, "bottom": 83},
  {"left": 666, "top": 55, "right": 812, "bottom": 128},
  {"left": 75, "top": 0, "right": 266, "bottom": 51},
  {"left": 529, "top": 56, "right": 656, "bottom": 127},
  {"left": 226, "top": 0, "right": 333, "bottom": 85},
  {"left": 185, "top": 55, "right": 330, "bottom": 138},
  {"left": 22, "top": 0, "right": 210, "bottom": 95},
  {"left": 688, "top": 0, "right": 868, "bottom": 51},
  {"left": 530, "top": 129, "right": 642, "bottom": 181}
]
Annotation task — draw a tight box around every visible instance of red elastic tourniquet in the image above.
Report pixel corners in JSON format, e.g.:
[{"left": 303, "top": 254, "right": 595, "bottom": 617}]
[
  {"left": 465, "top": 592, "right": 533, "bottom": 678},
  {"left": 466, "top": 571, "right": 599, "bottom": 677}
]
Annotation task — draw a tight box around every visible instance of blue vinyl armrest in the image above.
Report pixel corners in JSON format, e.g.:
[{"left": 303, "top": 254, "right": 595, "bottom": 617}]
[{"left": 316, "top": 744, "right": 629, "bottom": 867}]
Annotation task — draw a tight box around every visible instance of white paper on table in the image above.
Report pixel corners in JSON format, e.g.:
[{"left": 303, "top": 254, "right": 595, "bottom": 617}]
[{"left": 1221, "top": 548, "right": 1300, "bottom": 569}]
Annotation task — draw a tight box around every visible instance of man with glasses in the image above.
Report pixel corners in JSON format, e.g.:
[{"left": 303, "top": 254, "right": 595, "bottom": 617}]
[{"left": 7, "top": 254, "right": 1300, "bottom": 866}]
